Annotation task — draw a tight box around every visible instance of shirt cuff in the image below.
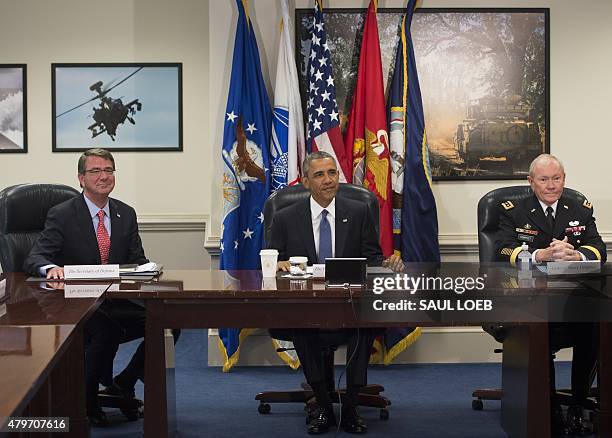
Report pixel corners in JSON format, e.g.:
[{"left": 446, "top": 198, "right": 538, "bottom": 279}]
[
  {"left": 531, "top": 249, "right": 541, "bottom": 264},
  {"left": 40, "top": 264, "right": 57, "bottom": 276}
]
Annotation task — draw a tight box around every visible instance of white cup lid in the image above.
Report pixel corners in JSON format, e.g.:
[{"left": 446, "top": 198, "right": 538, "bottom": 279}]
[
  {"left": 289, "top": 256, "right": 308, "bottom": 263},
  {"left": 260, "top": 249, "right": 278, "bottom": 255}
]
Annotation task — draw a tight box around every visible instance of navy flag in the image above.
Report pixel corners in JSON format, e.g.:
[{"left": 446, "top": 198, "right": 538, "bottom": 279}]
[
  {"left": 219, "top": 0, "right": 272, "bottom": 371},
  {"left": 389, "top": 0, "right": 439, "bottom": 263},
  {"left": 381, "top": 0, "right": 440, "bottom": 364}
]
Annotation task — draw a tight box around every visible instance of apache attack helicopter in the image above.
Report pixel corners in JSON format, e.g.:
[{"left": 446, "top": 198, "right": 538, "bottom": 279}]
[{"left": 56, "top": 67, "right": 143, "bottom": 141}]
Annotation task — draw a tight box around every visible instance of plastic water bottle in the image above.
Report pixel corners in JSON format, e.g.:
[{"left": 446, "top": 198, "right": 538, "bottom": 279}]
[{"left": 517, "top": 243, "right": 532, "bottom": 271}]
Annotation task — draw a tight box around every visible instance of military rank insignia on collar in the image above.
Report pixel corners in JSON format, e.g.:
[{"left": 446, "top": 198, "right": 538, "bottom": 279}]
[
  {"left": 583, "top": 200, "right": 593, "bottom": 209},
  {"left": 502, "top": 201, "right": 514, "bottom": 210}
]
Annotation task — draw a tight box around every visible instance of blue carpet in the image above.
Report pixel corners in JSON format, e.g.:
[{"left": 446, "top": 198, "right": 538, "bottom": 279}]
[{"left": 94, "top": 329, "right": 573, "bottom": 437}]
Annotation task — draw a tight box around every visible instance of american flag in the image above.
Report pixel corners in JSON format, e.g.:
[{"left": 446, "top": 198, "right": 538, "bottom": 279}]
[{"left": 305, "top": 0, "right": 350, "bottom": 182}]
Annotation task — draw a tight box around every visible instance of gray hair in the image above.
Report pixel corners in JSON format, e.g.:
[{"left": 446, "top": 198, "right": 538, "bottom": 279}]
[
  {"left": 528, "top": 153, "right": 564, "bottom": 177},
  {"left": 302, "top": 151, "right": 336, "bottom": 176},
  {"left": 78, "top": 148, "right": 115, "bottom": 174}
]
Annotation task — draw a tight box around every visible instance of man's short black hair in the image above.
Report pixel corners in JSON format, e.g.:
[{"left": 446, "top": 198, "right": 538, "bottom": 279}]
[{"left": 302, "top": 151, "right": 336, "bottom": 176}]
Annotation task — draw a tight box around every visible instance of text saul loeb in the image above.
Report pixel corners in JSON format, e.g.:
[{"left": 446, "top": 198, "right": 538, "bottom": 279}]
[
  {"left": 370, "top": 274, "right": 492, "bottom": 312},
  {"left": 373, "top": 298, "right": 493, "bottom": 312}
]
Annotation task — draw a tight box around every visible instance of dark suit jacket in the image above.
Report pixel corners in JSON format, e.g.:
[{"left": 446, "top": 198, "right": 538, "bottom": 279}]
[
  {"left": 24, "top": 194, "right": 148, "bottom": 275},
  {"left": 496, "top": 194, "right": 606, "bottom": 264},
  {"left": 268, "top": 196, "right": 383, "bottom": 266}
]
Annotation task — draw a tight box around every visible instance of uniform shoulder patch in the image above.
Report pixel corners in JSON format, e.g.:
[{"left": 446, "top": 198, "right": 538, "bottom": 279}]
[
  {"left": 582, "top": 199, "right": 593, "bottom": 209},
  {"left": 501, "top": 248, "right": 513, "bottom": 256},
  {"left": 501, "top": 201, "right": 514, "bottom": 210}
]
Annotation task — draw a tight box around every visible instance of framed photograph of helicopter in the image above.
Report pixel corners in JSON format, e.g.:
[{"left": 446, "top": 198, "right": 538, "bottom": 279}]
[
  {"left": 52, "top": 63, "right": 182, "bottom": 152},
  {"left": 295, "top": 8, "right": 549, "bottom": 180},
  {"left": 0, "top": 64, "right": 27, "bottom": 153}
]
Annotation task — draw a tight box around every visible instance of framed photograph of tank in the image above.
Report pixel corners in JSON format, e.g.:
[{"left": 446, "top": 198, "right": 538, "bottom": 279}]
[
  {"left": 296, "top": 8, "right": 549, "bottom": 180},
  {"left": 0, "top": 64, "right": 27, "bottom": 153},
  {"left": 52, "top": 63, "right": 182, "bottom": 152}
]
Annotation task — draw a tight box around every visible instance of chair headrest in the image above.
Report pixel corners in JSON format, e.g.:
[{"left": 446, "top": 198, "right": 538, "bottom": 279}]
[{"left": 0, "top": 183, "right": 79, "bottom": 233}]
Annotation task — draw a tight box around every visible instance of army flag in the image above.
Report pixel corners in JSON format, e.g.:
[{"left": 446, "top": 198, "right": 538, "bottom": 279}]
[
  {"left": 343, "top": 0, "right": 393, "bottom": 257},
  {"left": 219, "top": 0, "right": 272, "bottom": 371},
  {"left": 270, "top": 0, "right": 305, "bottom": 192},
  {"left": 380, "top": 0, "right": 440, "bottom": 365},
  {"left": 305, "top": 0, "right": 350, "bottom": 183}
]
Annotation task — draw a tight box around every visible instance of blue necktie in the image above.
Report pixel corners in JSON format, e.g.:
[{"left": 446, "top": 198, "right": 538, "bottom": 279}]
[{"left": 318, "top": 209, "right": 332, "bottom": 263}]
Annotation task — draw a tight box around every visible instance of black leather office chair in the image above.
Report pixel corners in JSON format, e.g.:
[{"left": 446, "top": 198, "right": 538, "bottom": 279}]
[
  {"left": 0, "top": 183, "right": 143, "bottom": 420},
  {"left": 472, "top": 185, "right": 598, "bottom": 411},
  {"left": 0, "top": 183, "right": 80, "bottom": 272},
  {"left": 255, "top": 183, "right": 391, "bottom": 420}
]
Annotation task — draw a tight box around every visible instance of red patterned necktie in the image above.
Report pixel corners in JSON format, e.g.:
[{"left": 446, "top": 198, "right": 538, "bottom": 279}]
[{"left": 96, "top": 210, "right": 110, "bottom": 264}]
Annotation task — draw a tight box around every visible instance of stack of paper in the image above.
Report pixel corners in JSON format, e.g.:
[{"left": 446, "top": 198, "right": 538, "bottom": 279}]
[{"left": 120, "top": 262, "right": 163, "bottom": 279}]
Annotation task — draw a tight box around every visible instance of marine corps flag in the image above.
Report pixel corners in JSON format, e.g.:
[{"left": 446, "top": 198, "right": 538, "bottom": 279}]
[
  {"left": 381, "top": 0, "right": 440, "bottom": 364},
  {"left": 219, "top": 0, "right": 272, "bottom": 371},
  {"left": 343, "top": 0, "right": 393, "bottom": 257}
]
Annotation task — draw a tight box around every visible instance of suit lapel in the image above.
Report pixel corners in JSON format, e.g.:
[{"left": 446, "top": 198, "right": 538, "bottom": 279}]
[
  {"left": 296, "top": 199, "right": 317, "bottom": 263},
  {"left": 335, "top": 198, "right": 349, "bottom": 258},
  {"left": 75, "top": 194, "right": 101, "bottom": 263},
  {"left": 108, "top": 199, "right": 122, "bottom": 263}
]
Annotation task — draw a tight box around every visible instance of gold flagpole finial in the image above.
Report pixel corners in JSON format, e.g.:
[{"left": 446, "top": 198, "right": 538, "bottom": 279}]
[{"left": 242, "top": 0, "right": 250, "bottom": 23}]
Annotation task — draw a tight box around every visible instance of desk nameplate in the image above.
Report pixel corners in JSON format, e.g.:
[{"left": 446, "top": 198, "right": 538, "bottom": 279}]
[{"left": 64, "top": 264, "right": 119, "bottom": 280}]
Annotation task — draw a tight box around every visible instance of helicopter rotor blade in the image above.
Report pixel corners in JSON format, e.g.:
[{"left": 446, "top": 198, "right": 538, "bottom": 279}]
[
  {"left": 98, "top": 67, "right": 143, "bottom": 97},
  {"left": 56, "top": 95, "right": 101, "bottom": 118},
  {"left": 101, "top": 78, "right": 118, "bottom": 93}
]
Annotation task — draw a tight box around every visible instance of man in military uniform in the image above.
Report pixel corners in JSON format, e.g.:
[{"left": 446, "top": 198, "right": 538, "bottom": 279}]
[
  {"left": 497, "top": 158, "right": 605, "bottom": 264},
  {"left": 496, "top": 153, "right": 605, "bottom": 435}
]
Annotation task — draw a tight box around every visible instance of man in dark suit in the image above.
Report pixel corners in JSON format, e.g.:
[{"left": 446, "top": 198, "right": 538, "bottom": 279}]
[
  {"left": 269, "top": 151, "right": 402, "bottom": 435},
  {"left": 496, "top": 153, "right": 605, "bottom": 435},
  {"left": 24, "top": 148, "right": 148, "bottom": 426}
]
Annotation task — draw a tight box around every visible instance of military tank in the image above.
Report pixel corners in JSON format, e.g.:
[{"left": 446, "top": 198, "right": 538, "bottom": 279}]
[{"left": 454, "top": 96, "right": 543, "bottom": 165}]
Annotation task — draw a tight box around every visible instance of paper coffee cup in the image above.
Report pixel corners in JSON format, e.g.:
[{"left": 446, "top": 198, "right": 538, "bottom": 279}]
[{"left": 260, "top": 249, "right": 279, "bottom": 277}]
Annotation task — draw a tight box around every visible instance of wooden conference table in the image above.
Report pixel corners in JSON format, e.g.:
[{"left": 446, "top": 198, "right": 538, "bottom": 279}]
[
  {"left": 103, "top": 264, "right": 612, "bottom": 438},
  {"left": 0, "top": 273, "right": 103, "bottom": 438}
]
